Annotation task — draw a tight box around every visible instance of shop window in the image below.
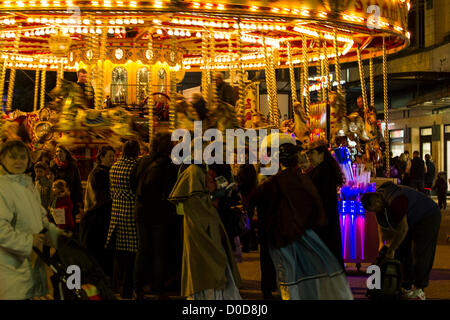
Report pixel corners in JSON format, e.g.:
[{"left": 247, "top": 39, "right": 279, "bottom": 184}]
[{"left": 421, "top": 127, "right": 432, "bottom": 136}]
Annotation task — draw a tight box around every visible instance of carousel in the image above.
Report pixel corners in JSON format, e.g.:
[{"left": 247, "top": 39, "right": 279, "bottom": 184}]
[{"left": 0, "top": 0, "right": 410, "bottom": 267}]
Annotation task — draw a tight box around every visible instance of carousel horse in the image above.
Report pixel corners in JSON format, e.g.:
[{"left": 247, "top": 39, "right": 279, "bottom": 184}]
[
  {"left": 42, "top": 80, "right": 138, "bottom": 149},
  {"left": 292, "top": 100, "right": 311, "bottom": 146},
  {"left": 362, "top": 104, "right": 383, "bottom": 165}
]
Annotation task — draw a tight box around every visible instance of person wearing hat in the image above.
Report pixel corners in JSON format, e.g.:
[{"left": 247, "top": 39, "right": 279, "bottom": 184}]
[
  {"left": 250, "top": 133, "right": 353, "bottom": 299},
  {"left": 306, "top": 140, "right": 345, "bottom": 267}
]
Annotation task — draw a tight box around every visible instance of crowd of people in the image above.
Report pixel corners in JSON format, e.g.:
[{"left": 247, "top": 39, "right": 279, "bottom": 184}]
[{"left": 0, "top": 129, "right": 360, "bottom": 300}]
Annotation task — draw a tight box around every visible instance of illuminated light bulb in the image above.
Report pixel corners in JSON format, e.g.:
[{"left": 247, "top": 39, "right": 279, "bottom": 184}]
[
  {"left": 116, "top": 19, "right": 123, "bottom": 24},
  {"left": 205, "top": 3, "right": 213, "bottom": 9},
  {"left": 83, "top": 19, "right": 90, "bottom": 25},
  {"left": 109, "top": 19, "right": 115, "bottom": 25},
  {"left": 154, "top": 1, "right": 163, "bottom": 8},
  {"left": 76, "top": 27, "right": 82, "bottom": 33},
  {"left": 250, "top": 6, "right": 258, "bottom": 11},
  {"left": 116, "top": 0, "right": 123, "bottom": 5},
  {"left": 196, "top": 32, "right": 201, "bottom": 37},
  {"left": 156, "top": 29, "right": 162, "bottom": 35},
  {"left": 180, "top": 30, "right": 186, "bottom": 37},
  {"left": 168, "top": 30, "right": 173, "bottom": 35},
  {"left": 89, "top": 27, "right": 95, "bottom": 33},
  {"left": 34, "top": 18, "right": 41, "bottom": 23},
  {"left": 56, "top": 18, "right": 62, "bottom": 24},
  {"left": 69, "top": 18, "right": 76, "bottom": 24},
  {"left": 301, "top": 10, "right": 310, "bottom": 16},
  {"left": 186, "top": 31, "right": 191, "bottom": 37},
  {"left": 174, "top": 30, "right": 180, "bottom": 36},
  {"left": 108, "top": 28, "right": 114, "bottom": 34},
  {"left": 82, "top": 27, "right": 88, "bottom": 33},
  {"left": 27, "top": 18, "right": 34, "bottom": 23},
  {"left": 217, "top": 4, "right": 224, "bottom": 10},
  {"left": 193, "top": 2, "right": 200, "bottom": 9},
  {"left": 269, "top": 25, "right": 274, "bottom": 30},
  {"left": 45, "top": 28, "right": 51, "bottom": 34},
  {"left": 198, "top": 20, "right": 204, "bottom": 26},
  {"left": 262, "top": 25, "right": 269, "bottom": 30},
  {"left": 114, "top": 28, "right": 121, "bottom": 34},
  {"left": 130, "top": 19, "right": 137, "bottom": 24},
  {"left": 271, "top": 8, "right": 279, "bottom": 13},
  {"left": 138, "top": 19, "right": 144, "bottom": 24}
]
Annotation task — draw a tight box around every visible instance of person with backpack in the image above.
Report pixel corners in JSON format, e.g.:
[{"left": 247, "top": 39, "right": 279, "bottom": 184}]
[{"left": 361, "top": 182, "right": 441, "bottom": 300}]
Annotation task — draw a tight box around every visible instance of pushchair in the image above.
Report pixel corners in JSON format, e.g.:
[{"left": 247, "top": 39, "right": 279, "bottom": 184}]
[{"left": 33, "top": 233, "right": 116, "bottom": 300}]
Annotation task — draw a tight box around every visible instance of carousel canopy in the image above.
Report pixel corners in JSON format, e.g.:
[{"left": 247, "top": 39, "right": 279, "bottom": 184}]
[{"left": 0, "top": 0, "right": 410, "bottom": 72}]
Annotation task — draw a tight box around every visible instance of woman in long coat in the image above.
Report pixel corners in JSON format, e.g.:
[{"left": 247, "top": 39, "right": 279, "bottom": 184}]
[
  {"left": 168, "top": 160, "right": 242, "bottom": 300},
  {"left": 105, "top": 140, "right": 139, "bottom": 299}
]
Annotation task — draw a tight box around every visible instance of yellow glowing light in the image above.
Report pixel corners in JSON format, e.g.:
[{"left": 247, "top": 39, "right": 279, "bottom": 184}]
[
  {"left": 205, "top": 3, "right": 212, "bottom": 9},
  {"left": 154, "top": 1, "right": 163, "bottom": 8},
  {"left": 301, "top": 10, "right": 310, "bottom": 16},
  {"left": 250, "top": 6, "right": 258, "bottom": 11},
  {"left": 217, "top": 4, "right": 224, "bottom": 10},
  {"left": 193, "top": 2, "right": 200, "bottom": 9},
  {"left": 271, "top": 8, "right": 280, "bottom": 13},
  {"left": 130, "top": 1, "right": 137, "bottom": 7},
  {"left": 17, "top": 1, "right": 25, "bottom": 6}
]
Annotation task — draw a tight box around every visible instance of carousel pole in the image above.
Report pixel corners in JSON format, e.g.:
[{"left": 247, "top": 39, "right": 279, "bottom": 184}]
[
  {"left": 286, "top": 41, "right": 297, "bottom": 103},
  {"left": 201, "top": 31, "right": 209, "bottom": 105},
  {"left": 0, "top": 57, "right": 8, "bottom": 113},
  {"left": 56, "top": 60, "right": 64, "bottom": 88},
  {"left": 323, "top": 38, "right": 330, "bottom": 101},
  {"left": 369, "top": 55, "right": 375, "bottom": 108},
  {"left": 263, "top": 38, "right": 273, "bottom": 124},
  {"left": 147, "top": 29, "right": 155, "bottom": 145},
  {"left": 269, "top": 47, "right": 280, "bottom": 127},
  {"left": 237, "top": 25, "right": 245, "bottom": 120},
  {"left": 302, "top": 33, "right": 310, "bottom": 116},
  {"left": 299, "top": 64, "right": 304, "bottom": 110},
  {"left": 210, "top": 29, "right": 218, "bottom": 107},
  {"left": 356, "top": 44, "right": 368, "bottom": 112},
  {"left": 228, "top": 36, "right": 235, "bottom": 85},
  {"left": 320, "top": 51, "right": 325, "bottom": 102},
  {"left": 96, "top": 27, "right": 107, "bottom": 110},
  {"left": 383, "top": 37, "right": 390, "bottom": 177},
  {"left": 40, "top": 69, "right": 46, "bottom": 110},
  {"left": 6, "top": 25, "right": 21, "bottom": 114},
  {"left": 33, "top": 69, "right": 39, "bottom": 112},
  {"left": 333, "top": 29, "right": 342, "bottom": 96},
  {"left": 169, "top": 37, "right": 177, "bottom": 131}
]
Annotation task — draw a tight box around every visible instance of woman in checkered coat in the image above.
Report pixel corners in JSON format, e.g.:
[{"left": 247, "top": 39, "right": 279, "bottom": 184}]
[{"left": 105, "top": 140, "right": 140, "bottom": 299}]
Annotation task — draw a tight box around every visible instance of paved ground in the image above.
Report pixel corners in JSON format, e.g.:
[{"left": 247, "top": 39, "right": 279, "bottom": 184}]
[{"left": 238, "top": 202, "right": 450, "bottom": 300}]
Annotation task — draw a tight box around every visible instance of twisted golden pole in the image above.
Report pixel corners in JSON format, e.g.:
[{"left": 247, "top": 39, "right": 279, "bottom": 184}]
[
  {"left": 228, "top": 36, "right": 235, "bottom": 85},
  {"left": 369, "top": 56, "right": 374, "bottom": 108},
  {"left": 286, "top": 41, "right": 297, "bottom": 103},
  {"left": 263, "top": 38, "right": 273, "bottom": 123},
  {"left": 0, "top": 57, "right": 8, "bottom": 114},
  {"left": 147, "top": 29, "right": 155, "bottom": 145},
  {"left": 302, "top": 33, "right": 310, "bottom": 116},
  {"left": 97, "top": 27, "right": 107, "bottom": 110},
  {"left": 210, "top": 30, "right": 218, "bottom": 107},
  {"left": 201, "top": 32, "right": 209, "bottom": 105},
  {"left": 323, "top": 39, "right": 330, "bottom": 101},
  {"left": 6, "top": 25, "right": 21, "bottom": 113},
  {"left": 169, "top": 37, "right": 177, "bottom": 131},
  {"left": 33, "top": 69, "right": 39, "bottom": 112},
  {"left": 333, "top": 29, "right": 342, "bottom": 96},
  {"left": 237, "top": 27, "right": 245, "bottom": 117},
  {"left": 383, "top": 37, "right": 390, "bottom": 177},
  {"left": 40, "top": 69, "right": 46, "bottom": 110},
  {"left": 269, "top": 48, "right": 280, "bottom": 127},
  {"left": 356, "top": 44, "right": 368, "bottom": 113}
]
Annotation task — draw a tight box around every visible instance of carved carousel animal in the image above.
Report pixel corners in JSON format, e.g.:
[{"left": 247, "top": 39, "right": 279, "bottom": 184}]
[
  {"left": 292, "top": 100, "right": 311, "bottom": 146},
  {"left": 38, "top": 79, "right": 138, "bottom": 149},
  {"left": 362, "top": 104, "right": 383, "bottom": 165}
]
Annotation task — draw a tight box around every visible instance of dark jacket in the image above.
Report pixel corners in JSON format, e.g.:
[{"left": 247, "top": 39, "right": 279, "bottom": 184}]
[
  {"left": 80, "top": 164, "right": 112, "bottom": 252},
  {"left": 425, "top": 159, "right": 436, "bottom": 185},
  {"left": 410, "top": 157, "right": 425, "bottom": 180},
  {"left": 308, "top": 160, "right": 344, "bottom": 266},
  {"left": 432, "top": 177, "right": 447, "bottom": 196},
  {"left": 134, "top": 154, "right": 178, "bottom": 225},
  {"left": 50, "top": 159, "right": 83, "bottom": 216},
  {"left": 252, "top": 167, "right": 325, "bottom": 249}
]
